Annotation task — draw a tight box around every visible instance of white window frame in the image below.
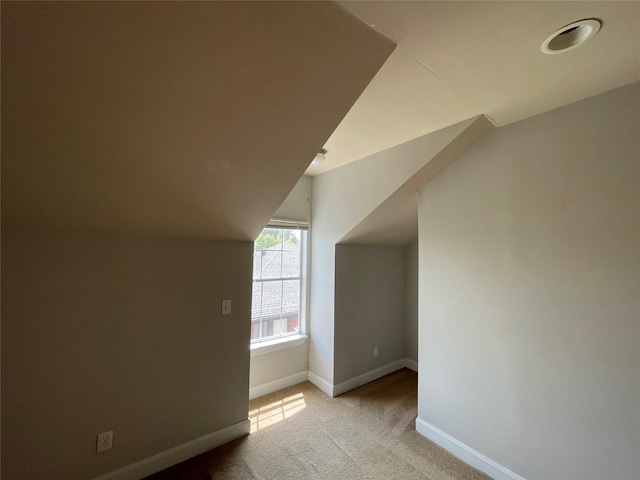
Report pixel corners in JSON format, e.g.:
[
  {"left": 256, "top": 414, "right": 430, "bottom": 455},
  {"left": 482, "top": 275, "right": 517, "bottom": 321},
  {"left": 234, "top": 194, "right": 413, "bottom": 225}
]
[{"left": 250, "top": 221, "right": 309, "bottom": 355}]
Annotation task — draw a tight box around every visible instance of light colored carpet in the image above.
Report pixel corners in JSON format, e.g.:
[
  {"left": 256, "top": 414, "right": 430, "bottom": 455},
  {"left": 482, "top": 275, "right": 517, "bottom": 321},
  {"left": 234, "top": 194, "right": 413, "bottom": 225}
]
[{"left": 147, "top": 368, "right": 490, "bottom": 480}]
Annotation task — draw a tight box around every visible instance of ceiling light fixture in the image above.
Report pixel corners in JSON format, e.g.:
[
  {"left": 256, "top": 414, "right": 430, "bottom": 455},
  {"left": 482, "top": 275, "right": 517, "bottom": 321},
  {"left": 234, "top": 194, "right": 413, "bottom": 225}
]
[
  {"left": 541, "top": 19, "right": 601, "bottom": 55},
  {"left": 311, "top": 148, "right": 327, "bottom": 166}
]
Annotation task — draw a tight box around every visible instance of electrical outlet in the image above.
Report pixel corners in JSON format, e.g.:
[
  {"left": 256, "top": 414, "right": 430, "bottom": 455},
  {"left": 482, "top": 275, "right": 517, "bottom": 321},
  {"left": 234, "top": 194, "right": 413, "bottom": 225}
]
[
  {"left": 221, "top": 299, "right": 232, "bottom": 316},
  {"left": 96, "top": 431, "right": 113, "bottom": 453},
  {"left": 373, "top": 347, "right": 379, "bottom": 358}
]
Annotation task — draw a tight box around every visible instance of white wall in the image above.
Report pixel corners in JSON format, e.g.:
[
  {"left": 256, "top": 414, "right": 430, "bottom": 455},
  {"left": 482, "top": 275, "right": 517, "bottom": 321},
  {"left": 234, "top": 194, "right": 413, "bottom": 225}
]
[
  {"left": 310, "top": 118, "right": 478, "bottom": 385},
  {"left": 249, "top": 346, "right": 309, "bottom": 396},
  {"left": 404, "top": 239, "right": 418, "bottom": 363},
  {"left": 334, "top": 245, "right": 406, "bottom": 384},
  {"left": 272, "top": 175, "right": 312, "bottom": 223},
  {"left": 250, "top": 176, "right": 311, "bottom": 392},
  {"left": 1, "top": 232, "right": 253, "bottom": 480},
  {"left": 417, "top": 82, "right": 640, "bottom": 480}
]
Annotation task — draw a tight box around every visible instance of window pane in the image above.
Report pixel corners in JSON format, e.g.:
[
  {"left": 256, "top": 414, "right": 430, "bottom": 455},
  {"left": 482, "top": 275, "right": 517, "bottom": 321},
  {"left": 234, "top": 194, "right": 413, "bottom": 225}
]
[
  {"left": 261, "top": 280, "right": 283, "bottom": 319},
  {"left": 273, "top": 318, "right": 287, "bottom": 336},
  {"left": 251, "top": 227, "right": 305, "bottom": 343},
  {"left": 281, "top": 279, "right": 300, "bottom": 318},
  {"left": 259, "top": 228, "right": 282, "bottom": 250},
  {"left": 287, "top": 315, "right": 299, "bottom": 334},
  {"left": 286, "top": 229, "right": 301, "bottom": 247},
  {"left": 251, "top": 320, "right": 260, "bottom": 341},
  {"left": 253, "top": 248, "right": 262, "bottom": 280},
  {"left": 260, "top": 248, "right": 282, "bottom": 280},
  {"left": 282, "top": 250, "right": 300, "bottom": 278},
  {"left": 250, "top": 277, "right": 262, "bottom": 342},
  {"left": 251, "top": 281, "right": 262, "bottom": 320}
]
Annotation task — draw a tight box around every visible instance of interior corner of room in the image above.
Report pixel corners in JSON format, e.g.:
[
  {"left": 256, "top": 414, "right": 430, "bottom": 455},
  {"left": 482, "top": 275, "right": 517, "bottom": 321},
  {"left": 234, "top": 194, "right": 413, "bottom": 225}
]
[{"left": 2, "top": 2, "right": 639, "bottom": 480}]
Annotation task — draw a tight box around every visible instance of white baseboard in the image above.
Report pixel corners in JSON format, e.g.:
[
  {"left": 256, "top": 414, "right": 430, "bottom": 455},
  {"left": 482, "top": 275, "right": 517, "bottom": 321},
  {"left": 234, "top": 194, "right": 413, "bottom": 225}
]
[
  {"left": 309, "top": 359, "right": 417, "bottom": 398},
  {"left": 91, "top": 419, "right": 250, "bottom": 480},
  {"left": 333, "top": 359, "right": 406, "bottom": 397},
  {"left": 249, "top": 371, "right": 309, "bottom": 400},
  {"left": 403, "top": 358, "right": 418, "bottom": 372},
  {"left": 308, "top": 370, "right": 335, "bottom": 397},
  {"left": 415, "top": 417, "right": 525, "bottom": 480}
]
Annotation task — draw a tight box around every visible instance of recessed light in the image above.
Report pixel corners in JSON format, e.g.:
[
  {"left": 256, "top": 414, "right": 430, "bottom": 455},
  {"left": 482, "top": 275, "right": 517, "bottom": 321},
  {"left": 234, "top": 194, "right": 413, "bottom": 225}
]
[{"left": 541, "top": 19, "right": 601, "bottom": 55}]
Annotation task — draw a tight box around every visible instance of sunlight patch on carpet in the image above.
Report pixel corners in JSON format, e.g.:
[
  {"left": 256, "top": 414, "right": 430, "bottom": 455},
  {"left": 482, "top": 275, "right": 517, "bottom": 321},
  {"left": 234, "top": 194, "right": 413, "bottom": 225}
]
[{"left": 249, "top": 392, "right": 306, "bottom": 433}]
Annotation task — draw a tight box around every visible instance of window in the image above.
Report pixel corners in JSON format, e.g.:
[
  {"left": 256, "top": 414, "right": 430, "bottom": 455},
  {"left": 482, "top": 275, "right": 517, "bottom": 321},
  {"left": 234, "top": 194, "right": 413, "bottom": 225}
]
[{"left": 251, "top": 223, "right": 307, "bottom": 344}]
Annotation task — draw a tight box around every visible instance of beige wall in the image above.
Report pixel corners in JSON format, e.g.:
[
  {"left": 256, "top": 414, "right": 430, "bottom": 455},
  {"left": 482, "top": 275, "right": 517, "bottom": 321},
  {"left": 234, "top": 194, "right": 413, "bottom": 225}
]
[
  {"left": 273, "top": 175, "right": 312, "bottom": 224},
  {"left": 1, "top": 232, "right": 253, "bottom": 479},
  {"left": 404, "top": 239, "right": 418, "bottom": 363},
  {"left": 334, "top": 245, "right": 406, "bottom": 384},
  {"left": 250, "top": 175, "right": 311, "bottom": 390},
  {"left": 250, "top": 345, "right": 309, "bottom": 391},
  {"left": 310, "top": 119, "right": 477, "bottom": 384},
  {"left": 1, "top": 2, "right": 394, "bottom": 243},
  {"left": 1, "top": 2, "right": 396, "bottom": 476},
  {"left": 417, "top": 82, "right": 640, "bottom": 479},
  {"left": 1, "top": 3, "right": 397, "bottom": 478}
]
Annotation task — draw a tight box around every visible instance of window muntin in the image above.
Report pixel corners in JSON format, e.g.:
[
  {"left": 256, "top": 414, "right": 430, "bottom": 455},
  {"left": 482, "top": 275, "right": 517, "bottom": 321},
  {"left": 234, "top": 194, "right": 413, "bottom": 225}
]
[{"left": 251, "top": 227, "right": 305, "bottom": 343}]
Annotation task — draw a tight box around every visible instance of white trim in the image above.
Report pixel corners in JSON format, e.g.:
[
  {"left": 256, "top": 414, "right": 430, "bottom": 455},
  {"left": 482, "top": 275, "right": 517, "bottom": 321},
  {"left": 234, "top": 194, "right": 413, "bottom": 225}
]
[
  {"left": 249, "top": 371, "right": 308, "bottom": 400},
  {"left": 91, "top": 419, "right": 250, "bottom": 480},
  {"left": 333, "top": 359, "right": 406, "bottom": 397},
  {"left": 308, "top": 360, "right": 417, "bottom": 398},
  {"left": 250, "top": 334, "right": 307, "bottom": 357},
  {"left": 404, "top": 358, "right": 418, "bottom": 372},
  {"left": 415, "top": 418, "right": 525, "bottom": 480},
  {"left": 308, "top": 371, "right": 334, "bottom": 397}
]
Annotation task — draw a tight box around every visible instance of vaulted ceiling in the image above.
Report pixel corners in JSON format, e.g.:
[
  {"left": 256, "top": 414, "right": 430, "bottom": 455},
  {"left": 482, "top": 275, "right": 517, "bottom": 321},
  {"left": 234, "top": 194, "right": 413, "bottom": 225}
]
[
  {"left": 307, "top": 1, "right": 640, "bottom": 175},
  {"left": 2, "top": 1, "right": 393, "bottom": 241},
  {"left": 4, "top": 1, "right": 639, "bottom": 242}
]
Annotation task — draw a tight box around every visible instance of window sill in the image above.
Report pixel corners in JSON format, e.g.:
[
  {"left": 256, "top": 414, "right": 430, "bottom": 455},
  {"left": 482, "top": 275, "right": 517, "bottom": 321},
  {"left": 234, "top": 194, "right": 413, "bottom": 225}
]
[{"left": 250, "top": 334, "right": 308, "bottom": 357}]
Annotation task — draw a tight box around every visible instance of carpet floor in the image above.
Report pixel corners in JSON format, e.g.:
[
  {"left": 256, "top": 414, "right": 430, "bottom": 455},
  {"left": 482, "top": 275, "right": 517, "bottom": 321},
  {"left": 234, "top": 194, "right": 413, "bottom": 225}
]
[{"left": 146, "top": 368, "right": 490, "bottom": 480}]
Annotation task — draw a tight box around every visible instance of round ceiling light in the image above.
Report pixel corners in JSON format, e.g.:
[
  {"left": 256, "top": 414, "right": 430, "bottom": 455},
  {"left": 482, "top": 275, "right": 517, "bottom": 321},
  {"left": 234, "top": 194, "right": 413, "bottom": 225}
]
[
  {"left": 311, "top": 148, "right": 327, "bottom": 166},
  {"left": 541, "top": 19, "right": 601, "bottom": 55}
]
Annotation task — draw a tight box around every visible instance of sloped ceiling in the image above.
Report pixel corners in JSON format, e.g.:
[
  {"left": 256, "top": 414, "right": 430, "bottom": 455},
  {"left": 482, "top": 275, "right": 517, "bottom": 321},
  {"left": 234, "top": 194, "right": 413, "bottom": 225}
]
[
  {"left": 340, "top": 116, "right": 494, "bottom": 246},
  {"left": 1, "top": 1, "right": 394, "bottom": 241},
  {"left": 313, "top": 116, "right": 483, "bottom": 245},
  {"left": 307, "top": 0, "right": 640, "bottom": 174}
]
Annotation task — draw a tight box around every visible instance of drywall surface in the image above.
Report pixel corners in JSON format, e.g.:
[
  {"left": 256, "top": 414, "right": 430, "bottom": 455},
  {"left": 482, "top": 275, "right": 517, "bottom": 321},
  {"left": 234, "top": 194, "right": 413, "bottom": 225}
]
[
  {"left": 250, "top": 343, "right": 309, "bottom": 390},
  {"left": 273, "top": 175, "right": 312, "bottom": 224},
  {"left": 1, "top": 232, "right": 253, "bottom": 480},
  {"left": 250, "top": 175, "right": 311, "bottom": 390},
  {"left": 417, "top": 82, "right": 640, "bottom": 480},
  {"left": 339, "top": 116, "right": 493, "bottom": 246},
  {"left": 404, "top": 239, "right": 418, "bottom": 363},
  {"left": 314, "top": 118, "right": 477, "bottom": 246},
  {"left": 309, "top": 118, "right": 478, "bottom": 384},
  {"left": 307, "top": 231, "right": 337, "bottom": 384},
  {"left": 1, "top": 1, "right": 393, "bottom": 241},
  {"left": 334, "top": 245, "right": 405, "bottom": 384}
]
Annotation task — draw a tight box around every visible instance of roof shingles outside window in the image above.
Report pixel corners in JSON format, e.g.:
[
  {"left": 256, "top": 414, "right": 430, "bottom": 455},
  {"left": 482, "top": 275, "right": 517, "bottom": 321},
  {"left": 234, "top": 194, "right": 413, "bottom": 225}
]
[{"left": 252, "top": 241, "right": 301, "bottom": 320}]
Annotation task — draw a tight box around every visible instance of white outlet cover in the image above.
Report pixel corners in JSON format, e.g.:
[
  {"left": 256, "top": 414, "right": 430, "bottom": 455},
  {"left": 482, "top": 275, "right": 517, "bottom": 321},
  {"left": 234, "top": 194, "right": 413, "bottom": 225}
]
[
  {"left": 97, "top": 431, "right": 113, "bottom": 453},
  {"left": 221, "top": 299, "right": 232, "bottom": 316}
]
